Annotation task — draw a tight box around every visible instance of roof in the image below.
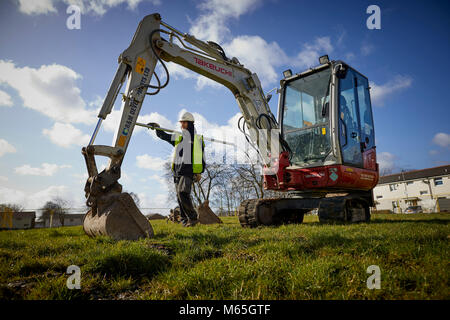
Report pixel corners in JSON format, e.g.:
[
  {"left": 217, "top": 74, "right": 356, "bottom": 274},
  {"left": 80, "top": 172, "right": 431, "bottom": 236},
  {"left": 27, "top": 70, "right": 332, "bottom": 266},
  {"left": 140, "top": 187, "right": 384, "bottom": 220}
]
[
  {"left": 146, "top": 213, "right": 166, "bottom": 220},
  {"left": 64, "top": 214, "right": 85, "bottom": 219},
  {"left": 12, "top": 211, "right": 36, "bottom": 219},
  {"left": 40, "top": 213, "right": 85, "bottom": 220},
  {"left": 378, "top": 165, "right": 450, "bottom": 185}
]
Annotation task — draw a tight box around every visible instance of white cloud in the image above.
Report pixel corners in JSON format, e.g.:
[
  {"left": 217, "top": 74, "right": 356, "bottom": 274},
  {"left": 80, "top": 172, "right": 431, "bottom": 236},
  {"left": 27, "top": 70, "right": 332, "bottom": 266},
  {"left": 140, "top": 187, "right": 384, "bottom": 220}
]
[
  {"left": 0, "top": 185, "right": 82, "bottom": 209},
  {"left": 15, "top": 163, "right": 71, "bottom": 176},
  {"left": 147, "top": 174, "right": 169, "bottom": 192},
  {"left": 72, "top": 172, "right": 88, "bottom": 184},
  {"left": 138, "top": 112, "right": 175, "bottom": 132},
  {"left": 162, "top": 63, "right": 222, "bottom": 91},
  {"left": 137, "top": 192, "right": 174, "bottom": 214},
  {"left": 0, "top": 139, "right": 17, "bottom": 157},
  {"left": 361, "top": 43, "right": 375, "bottom": 56},
  {"left": 177, "top": 108, "right": 259, "bottom": 164},
  {"left": 0, "top": 187, "right": 26, "bottom": 207},
  {"left": 378, "top": 152, "right": 396, "bottom": 173},
  {"left": 28, "top": 185, "right": 81, "bottom": 208},
  {"left": 195, "top": 76, "right": 223, "bottom": 90},
  {"left": 0, "top": 176, "right": 8, "bottom": 182},
  {"left": 0, "top": 89, "right": 13, "bottom": 107},
  {"left": 43, "top": 122, "right": 90, "bottom": 148},
  {"left": 17, "top": 0, "right": 161, "bottom": 16},
  {"left": 187, "top": 0, "right": 289, "bottom": 89},
  {"left": 164, "top": 62, "right": 197, "bottom": 81},
  {"left": 429, "top": 150, "right": 438, "bottom": 156},
  {"left": 432, "top": 132, "right": 450, "bottom": 148},
  {"left": 101, "top": 109, "right": 122, "bottom": 133},
  {"left": 189, "top": 0, "right": 262, "bottom": 43},
  {"left": 101, "top": 107, "right": 175, "bottom": 142},
  {"left": 224, "top": 35, "right": 288, "bottom": 87},
  {"left": 17, "top": 0, "right": 57, "bottom": 15},
  {"left": 345, "top": 52, "right": 356, "bottom": 61},
  {"left": 29, "top": 185, "right": 66, "bottom": 205},
  {"left": 136, "top": 154, "right": 168, "bottom": 170},
  {"left": 186, "top": 0, "right": 338, "bottom": 90},
  {"left": 0, "top": 60, "right": 96, "bottom": 124},
  {"left": 88, "top": 95, "right": 104, "bottom": 108},
  {"left": 370, "top": 75, "right": 413, "bottom": 106},
  {"left": 293, "top": 37, "right": 334, "bottom": 69}
]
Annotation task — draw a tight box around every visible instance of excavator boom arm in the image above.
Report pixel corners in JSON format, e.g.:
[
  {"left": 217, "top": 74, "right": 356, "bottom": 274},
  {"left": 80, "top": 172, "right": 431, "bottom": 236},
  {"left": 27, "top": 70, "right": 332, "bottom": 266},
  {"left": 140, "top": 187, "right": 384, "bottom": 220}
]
[
  {"left": 87, "top": 13, "right": 281, "bottom": 171},
  {"left": 82, "top": 13, "right": 285, "bottom": 239}
]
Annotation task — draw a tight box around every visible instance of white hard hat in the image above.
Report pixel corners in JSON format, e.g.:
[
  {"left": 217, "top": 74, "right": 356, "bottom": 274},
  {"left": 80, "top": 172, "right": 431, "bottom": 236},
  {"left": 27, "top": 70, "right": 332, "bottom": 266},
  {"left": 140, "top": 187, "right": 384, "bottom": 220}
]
[{"left": 179, "top": 111, "right": 194, "bottom": 122}]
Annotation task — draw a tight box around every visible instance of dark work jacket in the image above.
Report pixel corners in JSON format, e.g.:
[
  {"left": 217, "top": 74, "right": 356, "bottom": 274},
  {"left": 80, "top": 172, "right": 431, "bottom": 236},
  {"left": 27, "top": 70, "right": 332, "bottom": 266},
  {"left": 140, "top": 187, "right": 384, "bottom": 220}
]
[{"left": 156, "top": 122, "right": 205, "bottom": 178}]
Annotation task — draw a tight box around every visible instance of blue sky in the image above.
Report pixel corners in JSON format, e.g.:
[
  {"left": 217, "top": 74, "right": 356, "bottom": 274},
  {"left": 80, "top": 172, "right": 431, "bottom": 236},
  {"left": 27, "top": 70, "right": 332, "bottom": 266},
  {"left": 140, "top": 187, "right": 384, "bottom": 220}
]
[{"left": 0, "top": 0, "right": 449, "bottom": 212}]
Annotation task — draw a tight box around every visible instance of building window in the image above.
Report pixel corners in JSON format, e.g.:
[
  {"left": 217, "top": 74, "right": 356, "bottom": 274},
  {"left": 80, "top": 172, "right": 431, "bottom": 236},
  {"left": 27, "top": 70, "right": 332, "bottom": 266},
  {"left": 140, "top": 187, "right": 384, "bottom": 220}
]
[
  {"left": 406, "top": 181, "right": 413, "bottom": 185},
  {"left": 434, "top": 177, "right": 443, "bottom": 186},
  {"left": 376, "top": 195, "right": 383, "bottom": 199},
  {"left": 389, "top": 184, "right": 398, "bottom": 191},
  {"left": 420, "top": 190, "right": 428, "bottom": 195}
]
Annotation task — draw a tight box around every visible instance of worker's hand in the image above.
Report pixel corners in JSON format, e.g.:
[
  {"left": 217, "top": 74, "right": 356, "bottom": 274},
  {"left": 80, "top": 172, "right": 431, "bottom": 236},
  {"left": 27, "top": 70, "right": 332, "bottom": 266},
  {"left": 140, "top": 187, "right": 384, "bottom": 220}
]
[
  {"left": 147, "top": 122, "right": 160, "bottom": 130},
  {"left": 194, "top": 173, "right": 201, "bottom": 183}
]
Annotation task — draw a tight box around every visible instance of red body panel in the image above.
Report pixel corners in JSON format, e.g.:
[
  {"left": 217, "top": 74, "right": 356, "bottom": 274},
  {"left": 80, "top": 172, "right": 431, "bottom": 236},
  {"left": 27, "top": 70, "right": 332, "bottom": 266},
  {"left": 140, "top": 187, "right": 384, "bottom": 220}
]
[
  {"left": 363, "top": 148, "right": 377, "bottom": 171},
  {"left": 263, "top": 151, "right": 379, "bottom": 192}
]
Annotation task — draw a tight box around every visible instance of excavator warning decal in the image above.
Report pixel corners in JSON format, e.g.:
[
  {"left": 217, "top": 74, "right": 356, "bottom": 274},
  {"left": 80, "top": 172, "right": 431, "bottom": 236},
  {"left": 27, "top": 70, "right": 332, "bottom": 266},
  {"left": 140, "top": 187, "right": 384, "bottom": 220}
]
[
  {"left": 118, "top": 135, "right": 127, "bottom": 147},
  {"left": 135, "top": 57, "right": 146, "bottom": 74},
  {"left": 329, "top": 167, "right": 338, "bottom": 181}
]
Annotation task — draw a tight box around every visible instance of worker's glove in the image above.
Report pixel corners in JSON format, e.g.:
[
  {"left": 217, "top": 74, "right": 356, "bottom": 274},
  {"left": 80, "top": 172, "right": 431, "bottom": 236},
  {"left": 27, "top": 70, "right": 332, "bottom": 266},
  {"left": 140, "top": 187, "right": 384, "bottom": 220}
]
[
  {"left": 194, "top": 173, "right": 201, "bottom": 183},
  {"left": 147, "top": 122, "right": 160, "bottom": 130}
]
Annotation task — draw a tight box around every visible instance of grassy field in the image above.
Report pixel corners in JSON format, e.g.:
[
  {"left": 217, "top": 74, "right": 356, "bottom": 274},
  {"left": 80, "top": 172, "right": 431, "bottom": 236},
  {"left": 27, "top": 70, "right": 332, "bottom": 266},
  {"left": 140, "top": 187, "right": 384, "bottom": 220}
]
[{"left": 0, "top": 213, "right": 449, "bottom": 300}]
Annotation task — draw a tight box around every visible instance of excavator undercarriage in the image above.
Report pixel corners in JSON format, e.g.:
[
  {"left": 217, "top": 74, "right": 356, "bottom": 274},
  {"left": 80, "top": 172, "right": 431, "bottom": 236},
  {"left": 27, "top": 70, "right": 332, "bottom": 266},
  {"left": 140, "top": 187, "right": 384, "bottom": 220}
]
[{"left": 238, "top": 191, "right": 372, "bottom": 228}]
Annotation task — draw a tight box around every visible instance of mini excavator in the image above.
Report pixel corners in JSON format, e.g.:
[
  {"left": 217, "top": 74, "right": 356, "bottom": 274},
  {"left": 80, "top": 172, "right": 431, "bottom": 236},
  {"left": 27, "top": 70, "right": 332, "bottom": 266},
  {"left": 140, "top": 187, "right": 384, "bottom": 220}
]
[{"left": 82, "top": 13, "right": 378, "bottom": 240}]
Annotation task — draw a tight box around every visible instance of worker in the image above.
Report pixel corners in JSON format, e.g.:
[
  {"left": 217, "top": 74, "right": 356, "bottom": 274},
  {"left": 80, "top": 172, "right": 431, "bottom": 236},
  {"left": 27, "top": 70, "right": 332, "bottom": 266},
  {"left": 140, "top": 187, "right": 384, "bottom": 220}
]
[{"left": 148, "top": 111, "right": 205, "bottom": 227}]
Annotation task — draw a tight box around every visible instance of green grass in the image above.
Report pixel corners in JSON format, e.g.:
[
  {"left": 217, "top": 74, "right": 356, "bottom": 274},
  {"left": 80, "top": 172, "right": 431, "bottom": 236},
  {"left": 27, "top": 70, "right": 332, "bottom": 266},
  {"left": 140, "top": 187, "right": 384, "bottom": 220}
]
[{"left": 0, "top": 213, "right": 449, "bottom": 300}]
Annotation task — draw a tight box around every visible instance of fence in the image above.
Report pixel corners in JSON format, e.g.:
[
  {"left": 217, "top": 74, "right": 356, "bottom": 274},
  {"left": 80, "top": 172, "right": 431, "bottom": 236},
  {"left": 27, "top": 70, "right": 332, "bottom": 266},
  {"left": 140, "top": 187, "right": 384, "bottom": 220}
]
[{"left": 0, "top": 205, "right": 236, "bottom": 230}]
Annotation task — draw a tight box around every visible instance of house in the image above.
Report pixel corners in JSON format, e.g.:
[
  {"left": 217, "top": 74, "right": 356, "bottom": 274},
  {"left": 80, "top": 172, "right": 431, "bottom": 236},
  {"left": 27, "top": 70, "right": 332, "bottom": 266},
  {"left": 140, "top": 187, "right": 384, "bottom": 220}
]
[
  {"left": 42, "top": 213, "right": 85, "bottom": 227},
  {"left": 373, "top": 165, "right": 450, "bottom": 213},
  {"left": 0, "top": 211, "right": 36, "bottom": 229},
  {"left": 43, "top": 213, "right": 63, "bottom": 228},
  {"left": 63, "top": 214, "right": 85, "bottom": 226},
  {"left": 146, "top": 213, "right": 166, "bottom": 220}
]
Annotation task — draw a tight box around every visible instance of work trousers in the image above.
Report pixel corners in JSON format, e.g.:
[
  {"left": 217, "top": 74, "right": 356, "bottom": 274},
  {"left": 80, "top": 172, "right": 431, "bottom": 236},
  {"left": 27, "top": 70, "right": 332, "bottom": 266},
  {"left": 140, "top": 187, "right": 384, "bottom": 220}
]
[{"left": 174, "top": 175, "right": 198, "bottom": 225}]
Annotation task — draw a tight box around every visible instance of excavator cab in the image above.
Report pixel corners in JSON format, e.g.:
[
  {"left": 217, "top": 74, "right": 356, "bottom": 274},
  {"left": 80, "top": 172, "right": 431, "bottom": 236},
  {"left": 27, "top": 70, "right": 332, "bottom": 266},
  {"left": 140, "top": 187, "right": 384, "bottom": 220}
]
[
  {"left": 241, "top": 58, "right": 379, "bottom": 226},
  {"left": 278, "top": 59, "right": 377, "bottom": 175}
]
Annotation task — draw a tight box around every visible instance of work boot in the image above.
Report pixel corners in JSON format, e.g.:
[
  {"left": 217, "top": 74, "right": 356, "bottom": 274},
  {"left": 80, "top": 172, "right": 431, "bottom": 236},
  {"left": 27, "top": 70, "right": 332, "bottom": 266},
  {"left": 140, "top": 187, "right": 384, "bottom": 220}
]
[{"left": 185, "top": 219, "right": 199, "bottom": 227}]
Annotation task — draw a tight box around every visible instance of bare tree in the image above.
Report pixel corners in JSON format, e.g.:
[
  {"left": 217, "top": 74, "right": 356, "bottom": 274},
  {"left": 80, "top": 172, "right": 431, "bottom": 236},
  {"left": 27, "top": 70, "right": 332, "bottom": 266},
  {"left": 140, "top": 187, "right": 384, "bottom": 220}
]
[
  {"left": 160, "top": 157, "right": 287, "bottom": 215},
  {"left": 128, "top": 192, "right": 141, "bottom": 208},
  {"left": 380, "top": 167, "right": 393, "bottom": 176},
  {"left": 192, "top": 163, "right": 227, "bottom": 206},
  {"left": 41, "top": 197, "right": 69, "bottom": 226},
  {"left": 0, "top": 203, "right": 24, "bottom": 212},
  {"left": 162, "top": 162, "right": 178, "bottom": 205}
]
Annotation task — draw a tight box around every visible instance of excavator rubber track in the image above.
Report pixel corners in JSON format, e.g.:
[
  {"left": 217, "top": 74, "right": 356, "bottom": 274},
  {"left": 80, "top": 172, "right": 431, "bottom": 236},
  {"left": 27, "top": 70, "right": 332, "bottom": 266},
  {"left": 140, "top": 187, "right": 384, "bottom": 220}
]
[
  {"left": 238, "top": 193, "right": 371, "bottom": 228},
  {"left": 238, "top": 198, "right": 314, "bottom": 227}
]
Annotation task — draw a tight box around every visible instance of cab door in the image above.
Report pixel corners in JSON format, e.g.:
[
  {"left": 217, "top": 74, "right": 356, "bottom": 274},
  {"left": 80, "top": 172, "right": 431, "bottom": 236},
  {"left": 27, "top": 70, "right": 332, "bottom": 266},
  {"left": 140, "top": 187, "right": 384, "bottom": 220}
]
[
  {"left": 354, "top": 71, "right": 377, "bottom": 171},
  {"left": 338, "top": 68, "right": 363, "bottom": 167}
]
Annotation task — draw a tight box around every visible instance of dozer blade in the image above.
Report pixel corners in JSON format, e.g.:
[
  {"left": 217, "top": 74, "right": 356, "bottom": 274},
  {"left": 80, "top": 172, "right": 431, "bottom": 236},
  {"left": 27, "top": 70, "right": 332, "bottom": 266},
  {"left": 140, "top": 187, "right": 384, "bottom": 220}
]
[
  {"left": 83, "top": 192, "right": 154, "bottom": 241},
  {"left": 197, "top": 200, "right": 223, "bottom": 224}
]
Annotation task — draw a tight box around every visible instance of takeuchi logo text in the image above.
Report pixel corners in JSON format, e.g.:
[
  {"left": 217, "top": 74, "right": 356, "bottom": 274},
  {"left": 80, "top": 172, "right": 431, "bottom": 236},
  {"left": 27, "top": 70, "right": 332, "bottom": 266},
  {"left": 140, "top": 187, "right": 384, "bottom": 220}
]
[{"left": 193, "top": 57, "right": 232, "bottom": 77}]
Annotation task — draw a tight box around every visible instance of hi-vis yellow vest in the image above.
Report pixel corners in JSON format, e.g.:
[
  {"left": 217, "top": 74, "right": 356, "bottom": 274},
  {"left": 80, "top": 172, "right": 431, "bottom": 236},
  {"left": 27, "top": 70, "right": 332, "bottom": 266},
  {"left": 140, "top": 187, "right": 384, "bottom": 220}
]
[{"left": 172, "top": 133, "right": 204, "bottom": 174}]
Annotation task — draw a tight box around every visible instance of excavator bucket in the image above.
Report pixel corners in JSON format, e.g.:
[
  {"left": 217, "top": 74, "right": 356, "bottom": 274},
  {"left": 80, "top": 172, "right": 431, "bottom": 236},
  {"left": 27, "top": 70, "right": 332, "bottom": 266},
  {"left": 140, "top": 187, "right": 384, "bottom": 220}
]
[
  {"left": 83, "top": 192, "right": 154, "bottom": 241},
  {"left": 197, "top": 200, "right": 223, "bottom": 225}
]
